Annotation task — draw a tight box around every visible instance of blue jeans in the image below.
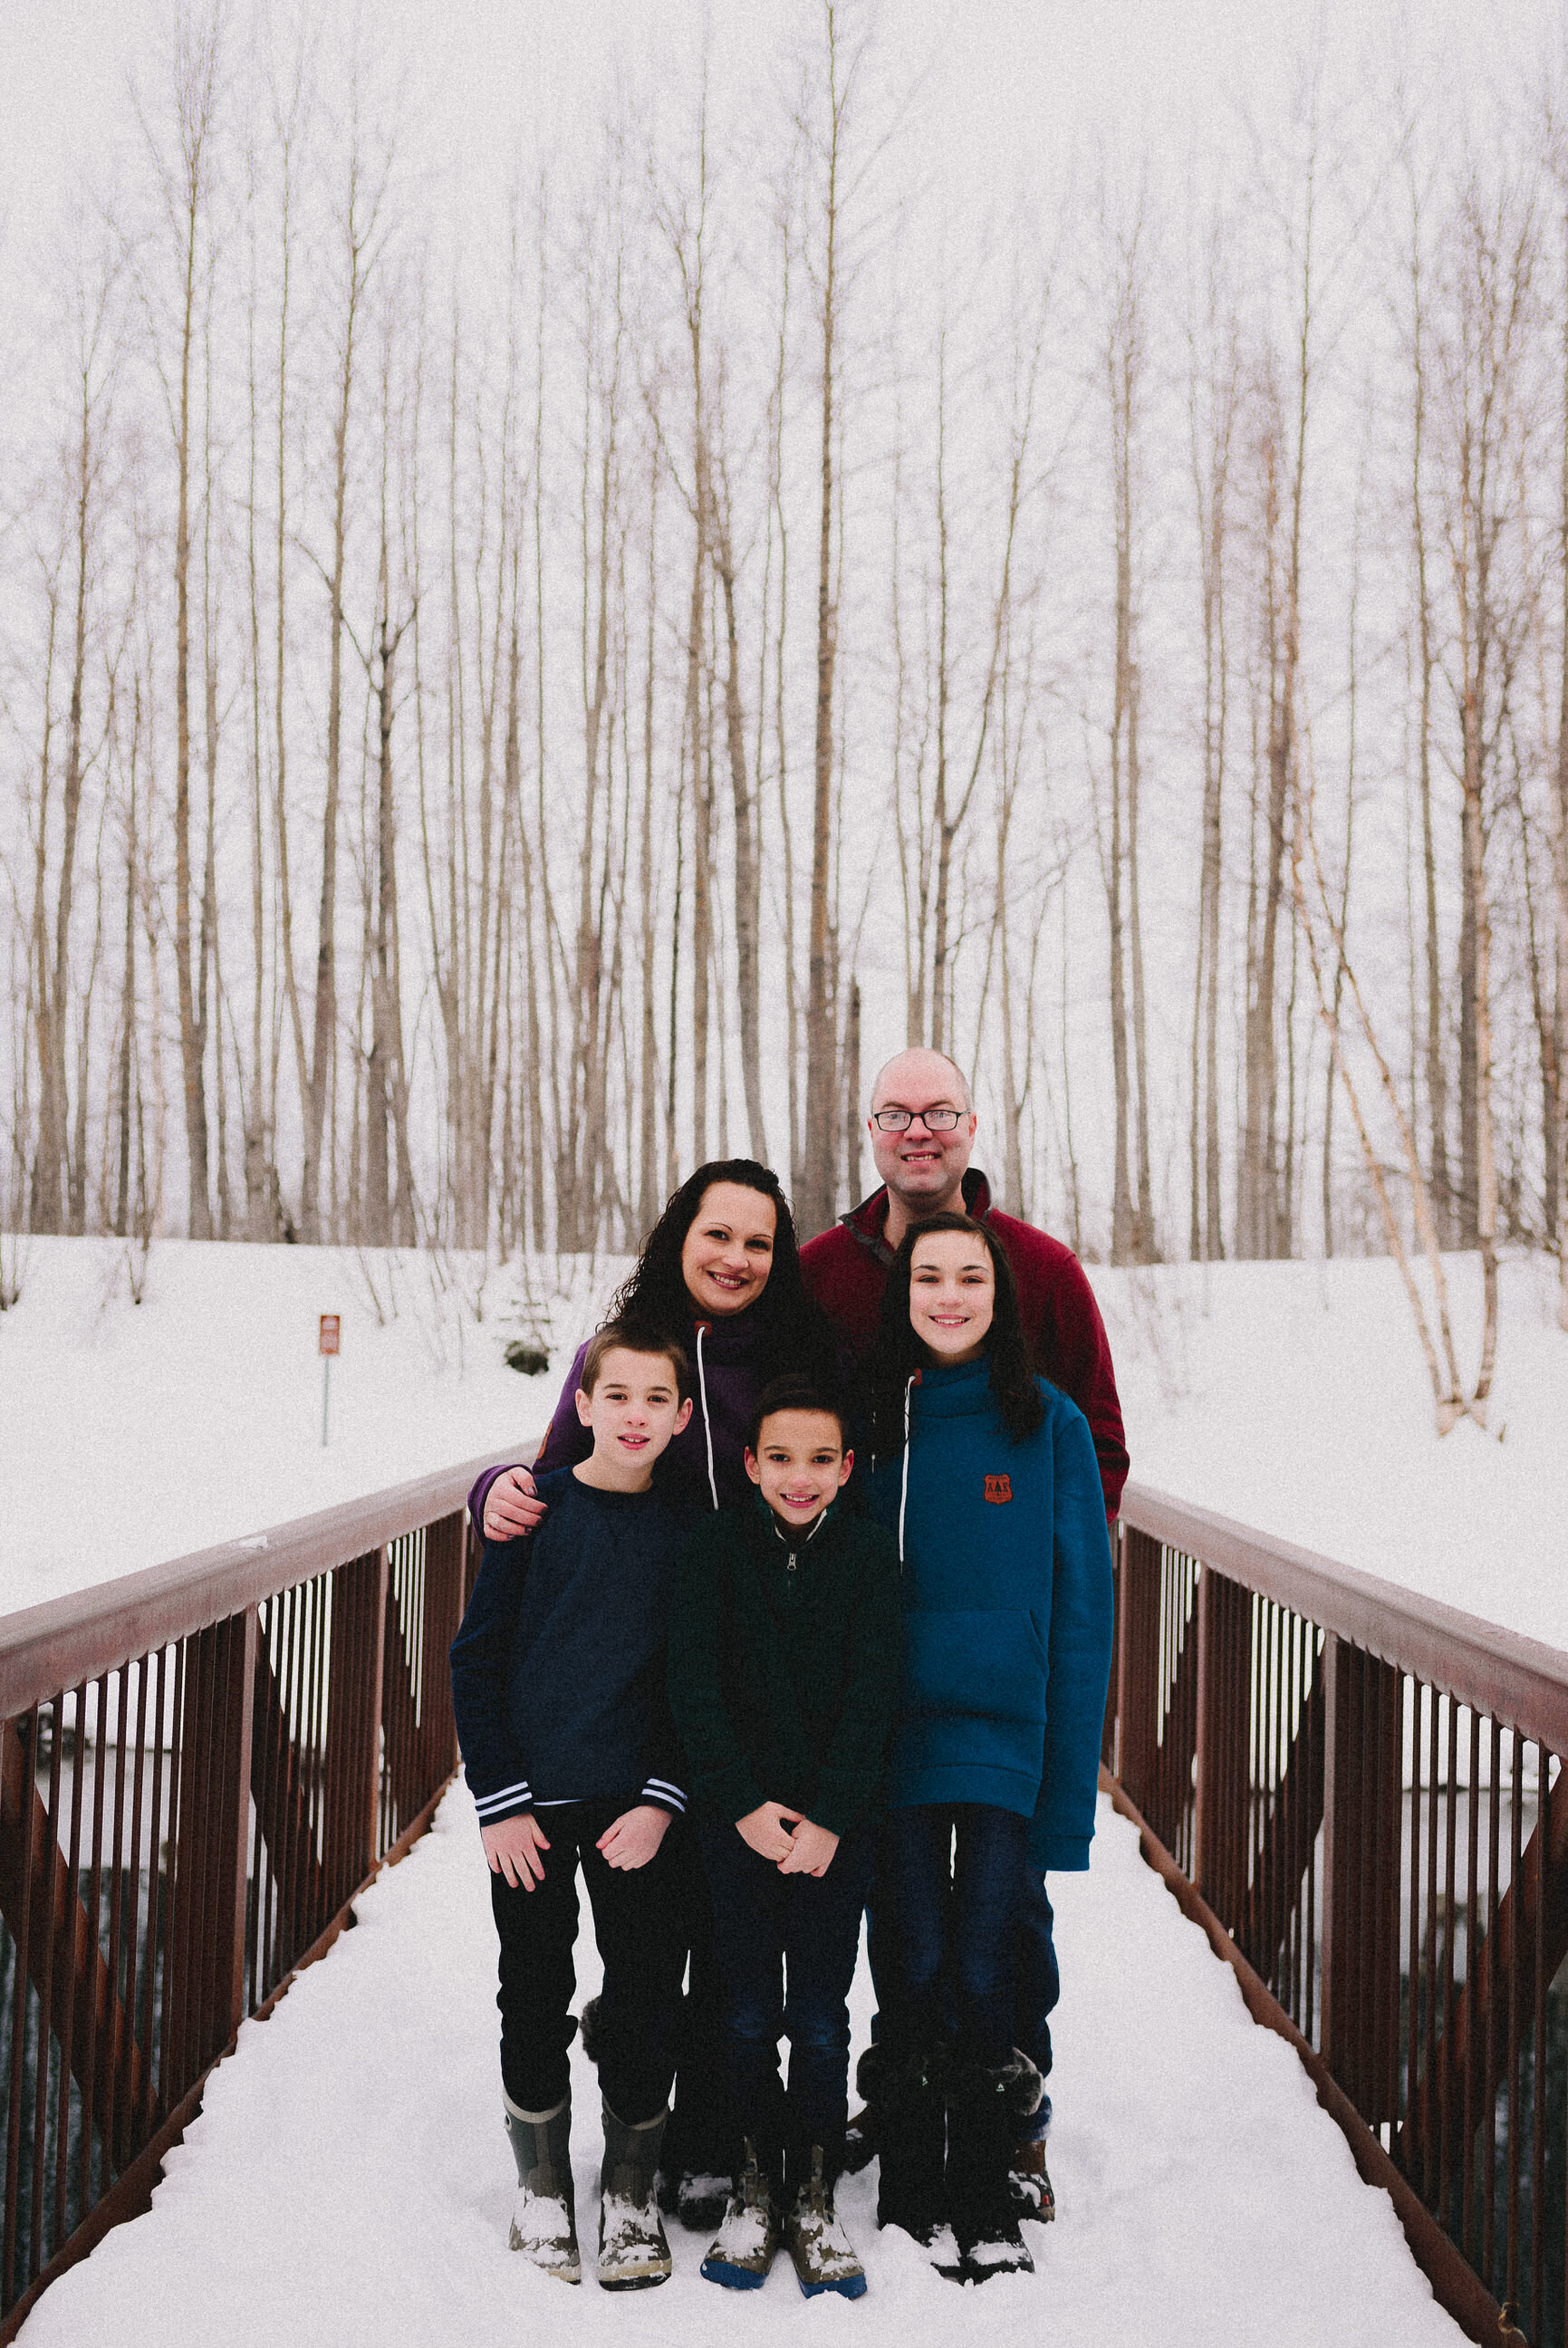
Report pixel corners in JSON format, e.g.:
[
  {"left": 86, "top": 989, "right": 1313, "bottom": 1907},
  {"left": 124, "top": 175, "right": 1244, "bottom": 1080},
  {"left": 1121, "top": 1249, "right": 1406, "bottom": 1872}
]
[
  {"left": 867, "top": 1863, "right": 1059, "bottom": 2093},
  {"left": 877, "top": 1804, "right": 1027, "bottom": 2070},
  {"left": 698, "top": 1820, "right": 876, "bottom": 2175}
]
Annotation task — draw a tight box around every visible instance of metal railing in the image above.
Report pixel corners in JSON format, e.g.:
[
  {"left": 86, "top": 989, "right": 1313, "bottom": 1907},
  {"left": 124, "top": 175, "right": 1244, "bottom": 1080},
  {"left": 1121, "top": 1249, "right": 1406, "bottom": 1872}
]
[
  {"left": 1108, "top": 1484, "right": 1568, "bottom": 2348},
  {"left": 0, "top": 1459, "right": 486, "bottom": 2340},
  {"left": 7, "top": 1463, "right": 1561, "bottom": 2342}
]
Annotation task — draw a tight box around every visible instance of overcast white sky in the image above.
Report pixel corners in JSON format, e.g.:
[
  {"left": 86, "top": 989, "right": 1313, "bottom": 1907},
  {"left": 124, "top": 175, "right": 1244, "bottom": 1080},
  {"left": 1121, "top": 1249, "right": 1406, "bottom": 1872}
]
[{"left": 1, "top": 0, "right": 1558, "bottom": 266}]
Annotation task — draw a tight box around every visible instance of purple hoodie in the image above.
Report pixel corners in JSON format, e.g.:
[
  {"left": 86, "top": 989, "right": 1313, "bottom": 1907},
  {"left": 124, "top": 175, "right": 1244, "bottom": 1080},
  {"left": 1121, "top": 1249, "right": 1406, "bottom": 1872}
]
[{"left": 467, "top": 1306, "right": 797, "bottom": 1536}]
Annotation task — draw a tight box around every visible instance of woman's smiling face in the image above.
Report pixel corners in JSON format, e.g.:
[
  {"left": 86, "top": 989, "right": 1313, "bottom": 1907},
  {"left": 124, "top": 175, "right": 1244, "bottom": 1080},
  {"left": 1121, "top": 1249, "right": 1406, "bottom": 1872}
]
[
  {"left": 679, "top": 1182, "right": 778, "bottom": 1318},
  {"left": 909, "top": 1229, "right": 995, "bottom": 1364}
]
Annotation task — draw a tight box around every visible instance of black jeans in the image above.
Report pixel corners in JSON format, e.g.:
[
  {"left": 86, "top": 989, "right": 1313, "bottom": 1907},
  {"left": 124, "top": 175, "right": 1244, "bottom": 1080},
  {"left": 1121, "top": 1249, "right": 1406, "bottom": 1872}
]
[
  {"left": 876, "top": 1804, "right": 1027, "bottom": 2070},
  {"left": 662, "top": 1818, "right": 734, "bottom": 2175},
  {"left": 698, "top": 1820, "right": 876, "bottom": 2176},
  {"left": 490, "top": 1800, "right": 687, "bottom": 2122}
]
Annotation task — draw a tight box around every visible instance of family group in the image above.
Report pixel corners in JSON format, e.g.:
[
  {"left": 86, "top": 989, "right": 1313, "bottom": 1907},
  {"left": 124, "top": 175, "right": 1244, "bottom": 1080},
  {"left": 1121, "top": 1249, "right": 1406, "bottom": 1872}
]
[{"left": 449, "top": 1046, "right": 1128, "bottom": 2297}]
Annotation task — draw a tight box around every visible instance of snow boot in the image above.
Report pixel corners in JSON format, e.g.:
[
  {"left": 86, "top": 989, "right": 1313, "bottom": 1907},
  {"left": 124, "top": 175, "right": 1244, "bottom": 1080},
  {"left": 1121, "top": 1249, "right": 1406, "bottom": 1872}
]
[
  {"left": 597, "top": 2102, "right": 673, "bottom": 2290},
  {"left": 842, "top": 2041, "right": 884, "bottom": 2174},
  {"left": 1008, "top": 2135, "right": 1055, "bottom": 2223},
  {"left": 1008, "top": 2080, "right": 1053, "bottom": 2220},
  {"left": 656, "top": 2070, "right": 734, "bottom": 2230},
  {"left": 784, "top": 2144, "right": 867, "bottom": 2300},
  {"left": 946, "top": 2054, "right": 1037, "bottom": 2284},
  {"left": 875, "top": 2045, "right": 953, "bottom": 2267},
  {"left": 700, "top": 2138, "right": 782, "bottom": 2290},
  {"left": 657, "top": 2163, "right": 733, "bottom": 2231},
  {"left": 504, "top": 2089, "right": 581, "bottom": 2283}
]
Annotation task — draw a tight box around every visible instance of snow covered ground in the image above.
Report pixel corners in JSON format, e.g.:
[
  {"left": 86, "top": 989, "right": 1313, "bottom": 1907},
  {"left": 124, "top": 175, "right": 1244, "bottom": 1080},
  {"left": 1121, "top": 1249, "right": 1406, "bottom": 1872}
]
[
  {"left": 1094, "top": 1249, "right": 1568, "bottom": 1650},
  {"left": 14, "top": 1782, "right": 1464, "bottom": 2348},
  {"left": 3, "top": 1234, "right": 1564, "bottom": 1648},
  {"left": 5, "top": 1234, "right": 1543, "bottom": 2340},
  {"left": 0, "top": 1237, "right": 626, "bottom": 1614}
]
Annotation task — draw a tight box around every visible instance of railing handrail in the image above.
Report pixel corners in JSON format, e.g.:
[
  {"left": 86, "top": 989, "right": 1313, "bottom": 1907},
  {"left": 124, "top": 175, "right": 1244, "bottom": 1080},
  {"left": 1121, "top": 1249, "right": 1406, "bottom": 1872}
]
[
  {"left": 0, "top": 1449, "right": 505, "bottom": 1716},
  {"left": 3, "top": 1463, "right": 1560, "bottom": 1737},
  {"left": 1121, "top": 1478, "right": 1568, "bottom": 1756}
]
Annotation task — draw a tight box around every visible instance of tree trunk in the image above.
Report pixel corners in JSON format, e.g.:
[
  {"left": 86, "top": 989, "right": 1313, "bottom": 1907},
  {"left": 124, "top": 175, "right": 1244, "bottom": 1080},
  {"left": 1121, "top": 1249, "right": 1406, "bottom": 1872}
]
[
  {"left": 171, "top": 48, "right": 216, "bottom": 1242},
  {"left": 800, "top": 4, "right": 845, "bottom": 1242},
  {"left": 303, "top": 149, "right": 371, "bottom": 1243},
  {"left": 713, "top": 468, "right": 765, "bottom": 1161}
]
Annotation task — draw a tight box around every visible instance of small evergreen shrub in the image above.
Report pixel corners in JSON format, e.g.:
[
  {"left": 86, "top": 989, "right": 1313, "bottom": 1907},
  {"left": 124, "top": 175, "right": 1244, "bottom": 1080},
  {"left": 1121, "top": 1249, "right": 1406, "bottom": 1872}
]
[{"left": 504, "top": 1339, "right": 551, "bottom": 1376}]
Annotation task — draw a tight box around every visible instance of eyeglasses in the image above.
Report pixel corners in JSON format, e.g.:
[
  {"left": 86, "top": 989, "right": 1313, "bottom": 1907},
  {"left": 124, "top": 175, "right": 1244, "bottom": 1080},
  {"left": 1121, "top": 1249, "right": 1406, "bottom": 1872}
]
[{"left": 871, "top": 1106, "right": 964, "bottom": 1132}]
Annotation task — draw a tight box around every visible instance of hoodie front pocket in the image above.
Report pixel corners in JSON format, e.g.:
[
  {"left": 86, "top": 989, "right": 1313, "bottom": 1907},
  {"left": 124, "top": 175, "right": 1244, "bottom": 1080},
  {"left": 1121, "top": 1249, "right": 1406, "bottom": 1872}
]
[{"left": 899, "top": 1606, "right": 1048, "bottom": 1729}]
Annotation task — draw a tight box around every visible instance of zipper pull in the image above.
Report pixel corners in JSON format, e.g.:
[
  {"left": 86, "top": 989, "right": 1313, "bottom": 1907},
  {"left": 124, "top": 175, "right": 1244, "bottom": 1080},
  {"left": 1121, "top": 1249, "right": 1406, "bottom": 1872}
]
[{"left": 786, "top": 1550, "right": 796, "bottom": 1573}]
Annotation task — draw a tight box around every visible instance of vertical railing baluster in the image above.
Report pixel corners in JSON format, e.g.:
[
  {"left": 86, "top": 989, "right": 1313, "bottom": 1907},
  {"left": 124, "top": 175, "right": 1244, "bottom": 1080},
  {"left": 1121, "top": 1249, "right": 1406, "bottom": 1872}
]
[
  {"left": 31, "top": 1695, "right": 64, "bottom": 2286},
  {"left": 1424, "top": 1681, "right": 1440, "bottom": 2206},
  {"left": 1463, "top": 1705, "right": 1480, "bottom": 2261},
  {"left": 4, "top": 1711, "right": 36, "bottom": 2305},
  {"left": 79, "top": 1670, "right": 111, "bottom": 2217},
  {"left": 1493, "top": 1718, "right": 1502, "bottom": 2282},
  {"left": 54, "top": 1681, "right": 87, "bottom": 2250},
  {"left": 1407, "top": 1679, "right": 1422, "bottom": 2174},
  {"left": 1505, "top": 1727, "right": 1522, "bottom": 2322},
  {"left": 1441, "top": 1697, "right": 1457, "bottom": 2236},
  {"left": 1532, "top": 1743, "right": 1547, "bottom": 2344}
]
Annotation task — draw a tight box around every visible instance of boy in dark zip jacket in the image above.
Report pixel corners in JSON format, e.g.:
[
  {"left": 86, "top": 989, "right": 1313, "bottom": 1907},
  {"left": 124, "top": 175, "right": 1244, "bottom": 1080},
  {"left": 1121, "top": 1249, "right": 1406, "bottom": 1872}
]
[
  {"left": 667, "top": 1378, "right": 900, "bottom": 2300},
  {"left": 451, "top": 1323, "right": 695, "bottom": 2294}
]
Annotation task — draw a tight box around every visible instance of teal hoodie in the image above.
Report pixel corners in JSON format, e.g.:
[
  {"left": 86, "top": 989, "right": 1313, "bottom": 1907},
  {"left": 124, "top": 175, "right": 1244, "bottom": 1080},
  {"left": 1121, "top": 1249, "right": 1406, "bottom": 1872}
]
[{"left": 863, "top": 1358, "right": 1114, "bottom": 1870}]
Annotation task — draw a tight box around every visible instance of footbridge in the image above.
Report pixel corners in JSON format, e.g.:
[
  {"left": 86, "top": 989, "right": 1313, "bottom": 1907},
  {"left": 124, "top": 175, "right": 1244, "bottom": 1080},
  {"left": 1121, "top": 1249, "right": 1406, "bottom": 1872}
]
[{"left": 0, "top": 1465, "right": 1561, "bottom": 2343}]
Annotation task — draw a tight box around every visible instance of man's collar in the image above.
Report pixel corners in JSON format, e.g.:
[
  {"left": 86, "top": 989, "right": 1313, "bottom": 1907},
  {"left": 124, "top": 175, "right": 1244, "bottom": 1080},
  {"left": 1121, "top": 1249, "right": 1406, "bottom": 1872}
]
[{"left": 839, "top": 1166, "right": 995, "bottom": 1264}]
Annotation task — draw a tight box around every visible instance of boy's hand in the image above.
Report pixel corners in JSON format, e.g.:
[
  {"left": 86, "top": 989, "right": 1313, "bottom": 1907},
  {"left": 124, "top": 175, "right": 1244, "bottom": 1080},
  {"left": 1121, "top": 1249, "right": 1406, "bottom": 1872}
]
[
  {"left": 481, "top": 1811, "right": 550, "bottom": 1890},
  {"left": 737, "top": 1801, "right": 801, "bottom": 1862},
  {"left": 597, "top": 1804, "right": 673, "bottom": 1872},
  {"left": 484, "top": 1468, "right": 546, "bottom": 1541},
  {"left": 779, "top": 1817, "right": 839, "bottom": 1878}
]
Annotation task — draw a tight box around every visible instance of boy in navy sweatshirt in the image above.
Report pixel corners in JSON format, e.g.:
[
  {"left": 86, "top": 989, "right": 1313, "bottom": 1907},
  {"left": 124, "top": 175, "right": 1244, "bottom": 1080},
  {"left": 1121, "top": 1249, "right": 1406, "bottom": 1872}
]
[
  {"left": 667, "top": 1378, "right": 900, "bottom": 2300},
  {"left": 451, "top": 1323, "right": 694, "bottom": 2293}
]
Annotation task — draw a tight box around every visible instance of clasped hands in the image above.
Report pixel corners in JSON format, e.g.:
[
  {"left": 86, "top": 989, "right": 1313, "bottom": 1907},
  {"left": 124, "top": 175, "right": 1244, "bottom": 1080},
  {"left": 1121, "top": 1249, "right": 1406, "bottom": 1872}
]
[
  {"left": 480, "top": 1802, "right": 671, "bottom": 1891},
  {"left": 737, "top": 1799, "right": 839, "bottom": 1877}
]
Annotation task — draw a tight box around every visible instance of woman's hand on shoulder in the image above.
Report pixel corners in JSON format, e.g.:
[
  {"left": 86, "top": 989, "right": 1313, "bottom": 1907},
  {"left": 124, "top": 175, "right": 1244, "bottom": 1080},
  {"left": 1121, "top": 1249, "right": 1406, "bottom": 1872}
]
[{"left": 484, "top": 1467, "right": 545, "bottom": 1541}]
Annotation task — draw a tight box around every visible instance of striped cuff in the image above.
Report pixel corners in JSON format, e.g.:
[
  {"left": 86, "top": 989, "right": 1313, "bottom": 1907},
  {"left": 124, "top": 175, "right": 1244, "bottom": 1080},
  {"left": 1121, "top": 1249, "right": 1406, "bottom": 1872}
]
[
  {"left": 641, "top": 1776, "right": 688, "bottom": 1816},
  {"left": 472, "top": 1775, "right": 533, "bottom": 1825}
]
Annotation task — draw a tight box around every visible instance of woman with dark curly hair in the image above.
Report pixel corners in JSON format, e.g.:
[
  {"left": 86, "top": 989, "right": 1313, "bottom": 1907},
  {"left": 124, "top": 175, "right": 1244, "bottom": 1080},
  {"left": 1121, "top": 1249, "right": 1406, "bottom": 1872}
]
[
  {"left": 858, "top": 1211, "right": 1113, "bottom": 2286},
  {"left": 471, "top": 1159, "right": 838, "bottom": 1536}
]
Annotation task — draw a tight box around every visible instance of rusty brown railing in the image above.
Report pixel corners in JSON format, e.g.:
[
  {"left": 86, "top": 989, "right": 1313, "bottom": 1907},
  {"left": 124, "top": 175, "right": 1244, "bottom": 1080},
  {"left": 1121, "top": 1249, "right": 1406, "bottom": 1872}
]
[
  {"left": 0, "top": 1458, "right": 487, "bottom": 2340},
  {"left": 1107, "top": 1484, "right": 1568, "bottom": 2348}
]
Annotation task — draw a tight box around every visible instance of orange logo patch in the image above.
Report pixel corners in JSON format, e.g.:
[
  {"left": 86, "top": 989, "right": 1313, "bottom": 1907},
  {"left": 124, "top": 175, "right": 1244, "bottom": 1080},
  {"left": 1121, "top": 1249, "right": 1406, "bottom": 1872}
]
[{"left": 984, "top": 1474, "right": 1013, "bottom": 1505}]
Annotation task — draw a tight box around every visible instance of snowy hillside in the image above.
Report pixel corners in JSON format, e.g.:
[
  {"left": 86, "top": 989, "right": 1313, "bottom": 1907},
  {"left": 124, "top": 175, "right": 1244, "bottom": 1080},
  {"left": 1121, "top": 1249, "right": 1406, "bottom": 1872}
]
[
  {"left": 0, "top": 1237, "right": 628, "bottom": 1615},
  {"left": 1092, "top": 1250, "right": 1568, "bottom": 1650},
  {"left": 2, "top": 1237, "right": 1564, "bottom": 1647}
]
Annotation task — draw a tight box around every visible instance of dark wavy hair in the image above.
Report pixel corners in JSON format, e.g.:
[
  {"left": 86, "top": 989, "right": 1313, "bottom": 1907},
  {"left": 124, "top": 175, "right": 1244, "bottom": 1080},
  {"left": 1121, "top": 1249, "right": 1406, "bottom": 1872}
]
[
  {"left": 608, "top": 1159, "right": 837, "bottom": 1377},
  {"left": 861, "top": 1209, "right": 1044, "bottom": 1454}
]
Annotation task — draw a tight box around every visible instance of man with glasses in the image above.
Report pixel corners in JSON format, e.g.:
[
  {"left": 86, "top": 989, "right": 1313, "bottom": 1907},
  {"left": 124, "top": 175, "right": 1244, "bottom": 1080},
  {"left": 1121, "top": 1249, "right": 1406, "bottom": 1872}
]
[{"left": 798, "top": 1044, "right": 1128, "bottom": 2226}]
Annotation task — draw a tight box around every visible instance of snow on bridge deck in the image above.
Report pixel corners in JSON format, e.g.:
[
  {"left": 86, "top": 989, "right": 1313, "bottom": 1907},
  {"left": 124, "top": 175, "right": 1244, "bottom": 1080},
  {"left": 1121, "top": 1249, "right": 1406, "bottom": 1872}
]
[{"left": 19, "top": 1790, "right": 1464, "bottom": 2348}]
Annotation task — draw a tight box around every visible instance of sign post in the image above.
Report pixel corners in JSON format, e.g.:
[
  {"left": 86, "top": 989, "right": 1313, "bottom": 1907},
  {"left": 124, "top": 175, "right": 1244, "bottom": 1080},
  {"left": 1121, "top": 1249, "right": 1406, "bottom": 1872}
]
[{"left": 319, "top": 1314, "right": 341, "bottom": 1448}]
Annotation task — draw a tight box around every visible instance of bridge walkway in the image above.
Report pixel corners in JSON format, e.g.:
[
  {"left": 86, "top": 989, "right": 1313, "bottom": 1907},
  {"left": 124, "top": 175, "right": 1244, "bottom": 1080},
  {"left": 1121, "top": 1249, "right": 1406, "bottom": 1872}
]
[{"left": 15, "top": 1785, "right": 1464, "bottom": 2348}]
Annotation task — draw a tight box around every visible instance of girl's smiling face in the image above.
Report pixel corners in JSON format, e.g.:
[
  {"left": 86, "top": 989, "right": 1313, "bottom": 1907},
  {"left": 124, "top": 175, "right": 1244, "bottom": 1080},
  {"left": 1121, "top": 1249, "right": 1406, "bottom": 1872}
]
[
  {"left": 678, "top": 1181, "right": 777, "bottom": 1318},
  {"left": 909, "top": 1229, "right": 995, "bottom": 1364}
]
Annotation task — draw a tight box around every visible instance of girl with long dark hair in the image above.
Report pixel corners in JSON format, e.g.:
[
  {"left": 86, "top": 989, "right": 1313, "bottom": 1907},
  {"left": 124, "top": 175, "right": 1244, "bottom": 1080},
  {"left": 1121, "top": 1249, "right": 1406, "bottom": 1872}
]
[{"left": 859, "top": 1211, "right": 1113, "bottom": 2285}]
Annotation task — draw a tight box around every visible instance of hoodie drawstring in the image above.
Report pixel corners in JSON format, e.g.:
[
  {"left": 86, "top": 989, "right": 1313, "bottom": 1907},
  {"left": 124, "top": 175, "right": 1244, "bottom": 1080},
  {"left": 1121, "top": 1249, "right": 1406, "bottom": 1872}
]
[
  {"left": 695, "top": 1322, "right": 719, "bottom": 1512},
  {"left": 898, "top": 1373, "right": 915, "bottom": 1565}
]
